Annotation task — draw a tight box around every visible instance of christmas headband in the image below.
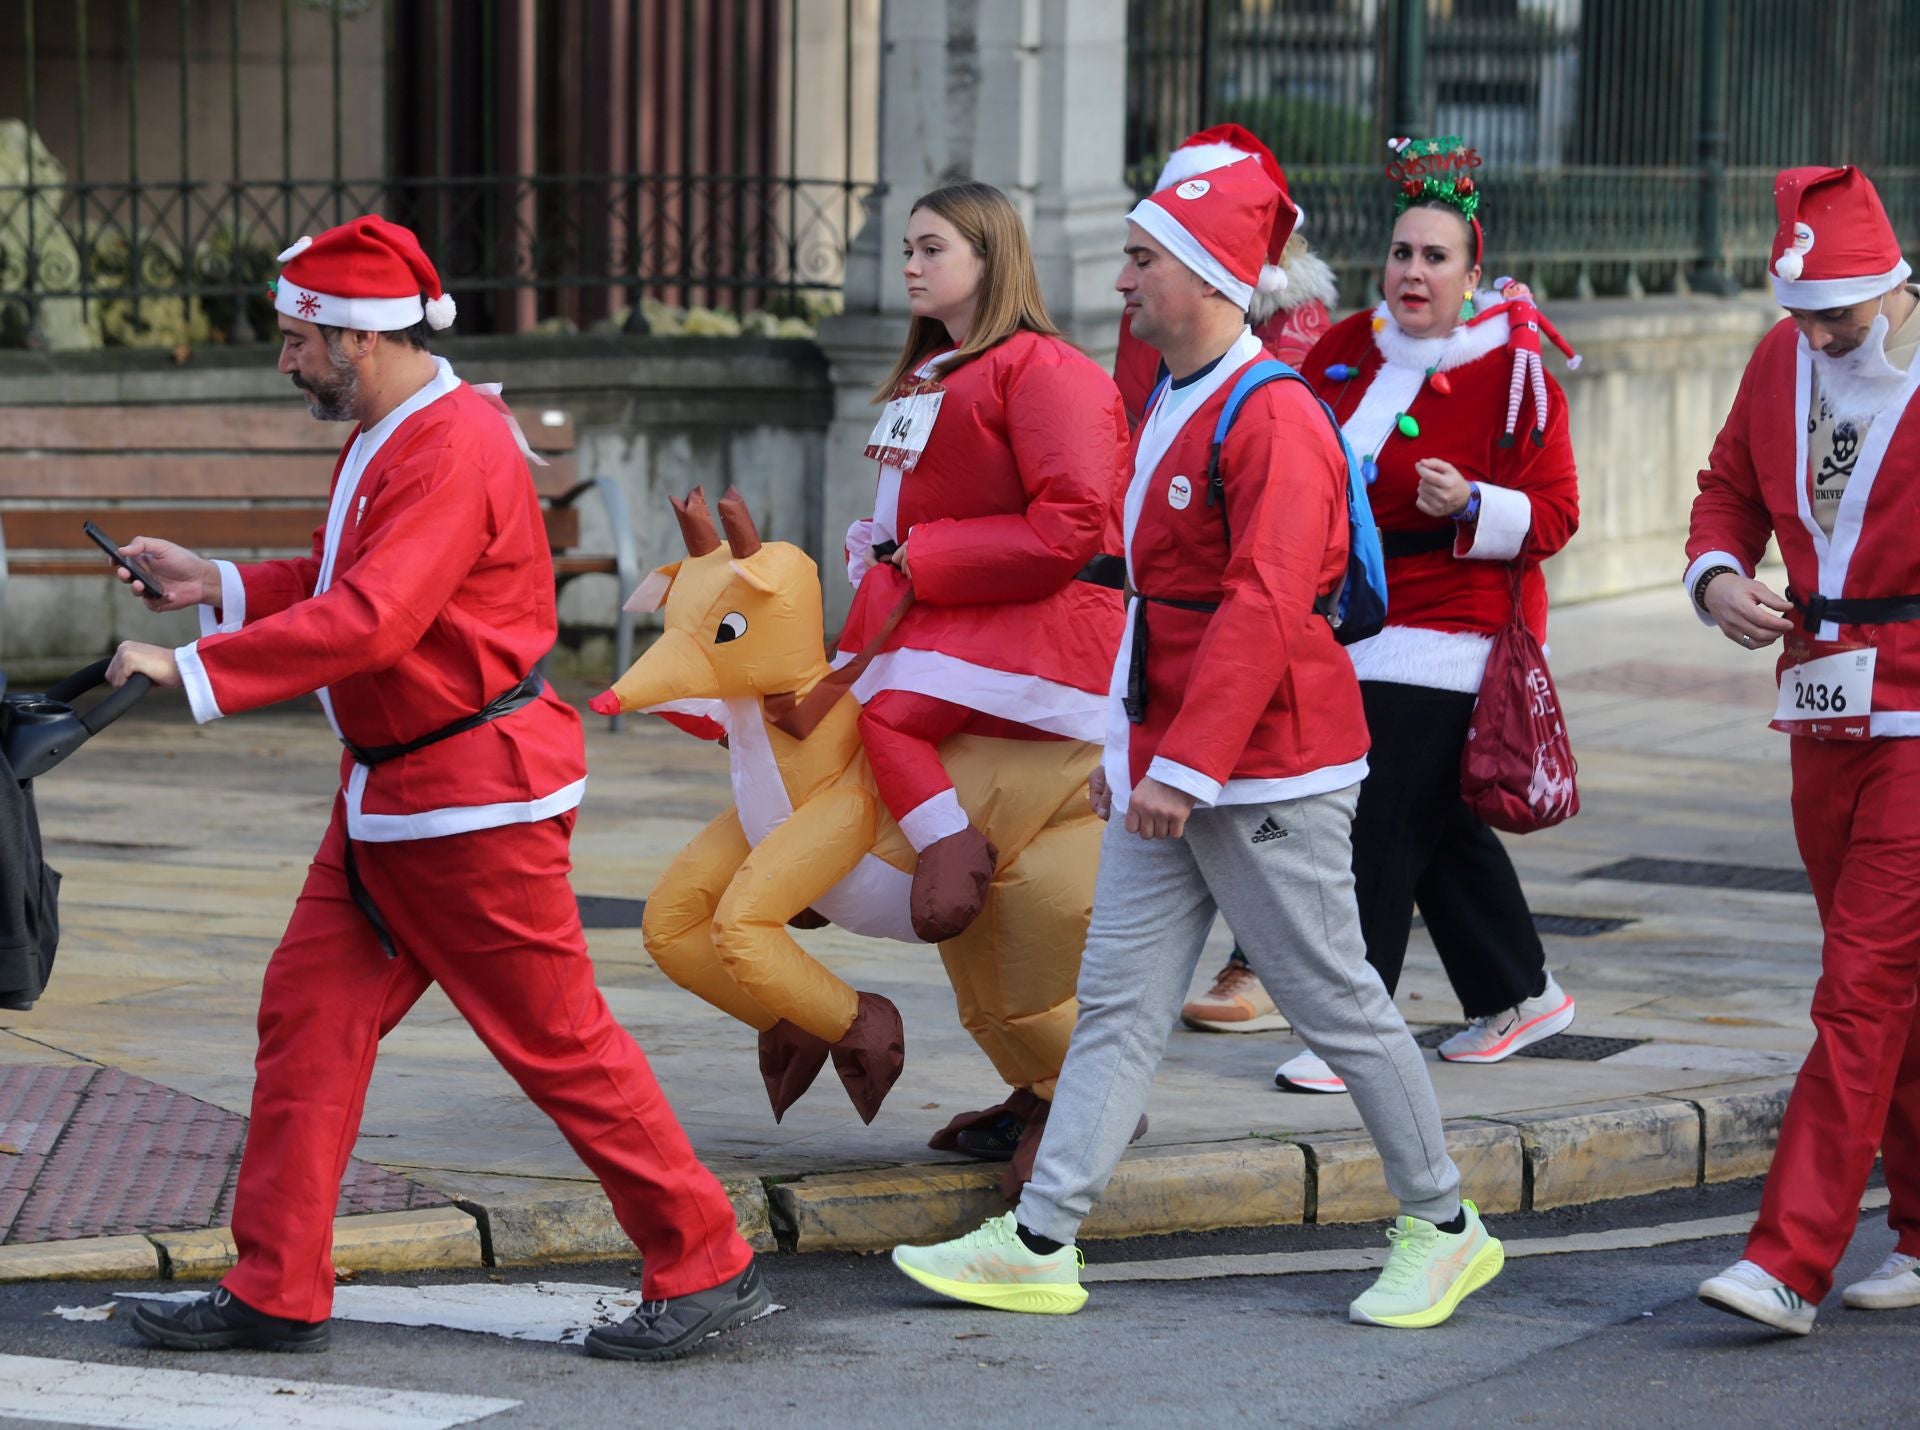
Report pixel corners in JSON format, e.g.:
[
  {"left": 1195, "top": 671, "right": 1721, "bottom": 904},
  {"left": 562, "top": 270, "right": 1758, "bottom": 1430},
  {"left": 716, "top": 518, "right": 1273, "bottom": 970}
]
[{"left": 1387, "top": 136, "right": 1484, "bottom": 264}]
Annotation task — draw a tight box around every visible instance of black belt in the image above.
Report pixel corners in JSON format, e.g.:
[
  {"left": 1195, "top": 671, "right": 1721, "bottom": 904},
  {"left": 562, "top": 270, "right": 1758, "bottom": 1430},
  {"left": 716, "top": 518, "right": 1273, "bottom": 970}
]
[
  {"left": 1379, "top": 527, "right": 1457, "bottom": 559},
  {"left": 1124, "top": 591, "right": 1219, "bottom": 725},
  {"left": 1790, "top": 588, "right": 1920, "bottom": 632},
  {"left": 871, "top": 543, "right": 1130, "bottom": 593},
  {"left": 340, "top": 671, "right": 546, "bottom": 958}
]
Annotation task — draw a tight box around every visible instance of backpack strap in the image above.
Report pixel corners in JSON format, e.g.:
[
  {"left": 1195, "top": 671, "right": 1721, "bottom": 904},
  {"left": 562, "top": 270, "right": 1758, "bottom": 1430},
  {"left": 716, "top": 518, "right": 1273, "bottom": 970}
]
[{"left": 1205, "top": 359, "right": 1315, "bottom": 547}]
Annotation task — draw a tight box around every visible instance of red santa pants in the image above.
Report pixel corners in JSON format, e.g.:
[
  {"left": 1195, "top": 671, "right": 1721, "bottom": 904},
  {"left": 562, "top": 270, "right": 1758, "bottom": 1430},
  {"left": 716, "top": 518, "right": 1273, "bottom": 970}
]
[
  {"left": 858, "top": 690, "right": 1060, "bottom": 834},
  {"left": 221, "top": 801, "right": 752, "bottom": 1323},
  {"left": 1745, "top": 735, "right": 1920, "bottom": 1301}
]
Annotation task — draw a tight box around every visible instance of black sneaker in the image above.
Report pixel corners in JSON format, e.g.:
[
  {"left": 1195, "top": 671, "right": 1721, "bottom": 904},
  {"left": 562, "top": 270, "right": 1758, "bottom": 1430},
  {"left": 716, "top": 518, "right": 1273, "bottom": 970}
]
[
  {"left": 584, "top": 1259, "right": 771, "bottom": 1362},
  {"left": 126, "top": 1285, "right": 330, "bottom": 1353}
]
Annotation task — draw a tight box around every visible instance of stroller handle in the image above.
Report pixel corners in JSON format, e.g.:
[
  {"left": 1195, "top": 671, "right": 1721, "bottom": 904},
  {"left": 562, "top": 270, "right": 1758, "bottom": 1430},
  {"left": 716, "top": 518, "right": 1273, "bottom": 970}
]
[{"left": 6, "top": 657, "right": 153, "bottom": 783}]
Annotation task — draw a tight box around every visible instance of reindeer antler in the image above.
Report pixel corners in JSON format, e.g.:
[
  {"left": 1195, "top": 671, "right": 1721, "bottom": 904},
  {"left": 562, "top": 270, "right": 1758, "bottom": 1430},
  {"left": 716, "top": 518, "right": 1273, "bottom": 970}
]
[
  {"left": 669, "top": 486, "right": 721, "bottom": 556},
  {"left": 717, "top": 487, "right": 762, "bottom": 558}
]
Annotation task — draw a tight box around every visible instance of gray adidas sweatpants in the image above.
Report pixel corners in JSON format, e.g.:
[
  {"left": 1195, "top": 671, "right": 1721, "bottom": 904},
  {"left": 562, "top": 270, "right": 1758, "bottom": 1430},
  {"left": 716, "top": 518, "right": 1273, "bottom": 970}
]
[{"left": 1016, "top": 783, "right": 1462, "bottom": 1243}]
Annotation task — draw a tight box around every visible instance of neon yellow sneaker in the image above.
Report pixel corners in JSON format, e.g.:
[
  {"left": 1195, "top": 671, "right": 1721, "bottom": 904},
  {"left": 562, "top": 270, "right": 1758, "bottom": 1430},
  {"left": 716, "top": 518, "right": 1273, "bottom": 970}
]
[
  {"left": 1349, "top": 1200, "right": 1503, "bottom": 1328},
  {"left": 890, "top": 1212, "right": 1088, "bottom": 1315}
]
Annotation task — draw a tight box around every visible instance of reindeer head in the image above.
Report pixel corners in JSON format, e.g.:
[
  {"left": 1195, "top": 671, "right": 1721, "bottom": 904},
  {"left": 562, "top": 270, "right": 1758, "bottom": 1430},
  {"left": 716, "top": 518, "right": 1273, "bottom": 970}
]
[{"left": 589, "top": 487, "right": 826, "bottom": 715}]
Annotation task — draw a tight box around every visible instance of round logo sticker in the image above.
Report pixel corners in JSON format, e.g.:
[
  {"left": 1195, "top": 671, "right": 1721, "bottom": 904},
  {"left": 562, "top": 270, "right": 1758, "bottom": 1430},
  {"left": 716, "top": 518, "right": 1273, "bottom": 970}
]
[
  {"left": 1792, "top": 221, "right": 1815, "bottom": 254},
  {"left": 1168, "top": 475, "right": 1193, "bottom": 510},
  {"left": 1175, "top": 178, "right": 1210, "bottom": 201}
]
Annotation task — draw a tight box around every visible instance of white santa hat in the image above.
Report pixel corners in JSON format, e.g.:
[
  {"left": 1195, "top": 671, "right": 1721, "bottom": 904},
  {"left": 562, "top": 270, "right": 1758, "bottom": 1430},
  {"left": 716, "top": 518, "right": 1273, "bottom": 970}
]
[
  {"left": 1128, "top": 154, "right": 1283, "bottom": 313},
  {"left": 273, "top": 214, "right": 457, "bottom": 332},
  {"left": 1768, "top": 165, "right": 1911, "bottom": 309},
  {"left": 1151, "top": 123, "right": 1301, "bottom": 302}
]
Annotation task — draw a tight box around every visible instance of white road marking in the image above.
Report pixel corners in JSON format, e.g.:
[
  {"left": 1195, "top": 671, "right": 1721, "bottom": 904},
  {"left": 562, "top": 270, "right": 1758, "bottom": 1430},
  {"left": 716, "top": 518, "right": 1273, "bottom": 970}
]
[
  {"left": 115, "top": 1283, "right": 785, "bottom": 1346},
  {"left": 1081, "top": 1189, "right": 1893, "bottom": 1284},
  {"left": 0, "top": 1354, "right": 517, "bottom": 1429}
]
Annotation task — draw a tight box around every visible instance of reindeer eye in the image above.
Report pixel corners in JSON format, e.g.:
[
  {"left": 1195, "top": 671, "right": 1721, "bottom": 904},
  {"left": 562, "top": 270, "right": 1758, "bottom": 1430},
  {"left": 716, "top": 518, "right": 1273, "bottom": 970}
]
[{"left": 714, "top": 611, "right": 748, "bottom": 644}]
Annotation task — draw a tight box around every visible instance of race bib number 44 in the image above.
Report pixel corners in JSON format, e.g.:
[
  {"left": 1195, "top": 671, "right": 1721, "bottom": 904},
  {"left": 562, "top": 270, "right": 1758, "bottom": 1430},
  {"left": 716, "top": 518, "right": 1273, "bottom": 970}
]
[
  {"left": 864, "top": 383, "right": 945, "bottom": 472},
  {"left": 1771, "top": 637, "right": 1875, "bottom": 739}
]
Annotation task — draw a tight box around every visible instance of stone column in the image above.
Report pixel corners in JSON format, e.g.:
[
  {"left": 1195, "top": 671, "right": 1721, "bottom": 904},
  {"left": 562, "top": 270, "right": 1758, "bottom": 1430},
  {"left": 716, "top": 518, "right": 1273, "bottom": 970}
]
[{"left": 812, "top": 0, "right": 1130, "bottom": 630}]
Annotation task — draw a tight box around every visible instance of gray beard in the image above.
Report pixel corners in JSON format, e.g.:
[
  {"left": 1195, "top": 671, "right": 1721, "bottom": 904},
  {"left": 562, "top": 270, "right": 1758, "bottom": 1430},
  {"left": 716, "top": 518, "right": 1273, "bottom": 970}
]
[{"left": 295, "top": 346, "right": 360, "bottom": 422}]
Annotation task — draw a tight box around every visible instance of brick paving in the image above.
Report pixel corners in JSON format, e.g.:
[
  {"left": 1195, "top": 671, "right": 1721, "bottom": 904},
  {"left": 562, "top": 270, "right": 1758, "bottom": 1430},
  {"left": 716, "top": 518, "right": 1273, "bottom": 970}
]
[{"left": 0, "top": 1064, "right": 445, "bottom": 1245}]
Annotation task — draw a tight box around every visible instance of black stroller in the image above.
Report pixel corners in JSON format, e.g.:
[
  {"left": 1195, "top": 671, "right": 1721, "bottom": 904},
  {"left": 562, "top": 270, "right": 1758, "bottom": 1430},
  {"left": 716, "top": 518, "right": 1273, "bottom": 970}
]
[{"left": 1, "top": 659, "right": 151, "bottom": 1010}]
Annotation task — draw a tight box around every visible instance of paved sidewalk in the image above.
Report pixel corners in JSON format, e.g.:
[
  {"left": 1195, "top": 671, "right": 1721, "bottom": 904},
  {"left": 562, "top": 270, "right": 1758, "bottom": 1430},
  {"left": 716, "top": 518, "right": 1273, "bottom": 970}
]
[{"left": 0, "top": 584, "right": 1821, "bottom": 1271}]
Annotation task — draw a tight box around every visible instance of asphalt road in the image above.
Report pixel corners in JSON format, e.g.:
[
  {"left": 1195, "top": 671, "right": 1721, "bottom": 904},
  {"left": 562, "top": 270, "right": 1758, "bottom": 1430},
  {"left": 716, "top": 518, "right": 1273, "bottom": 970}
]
[{"left": 0, "top": 1178, "right": 1908, "bottom": 1429}]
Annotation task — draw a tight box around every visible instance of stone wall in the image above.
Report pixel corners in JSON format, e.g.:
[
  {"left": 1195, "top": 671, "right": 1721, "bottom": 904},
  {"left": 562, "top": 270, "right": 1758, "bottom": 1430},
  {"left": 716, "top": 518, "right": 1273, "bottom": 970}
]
[{"left": 0, "top": 295, "right": 1785, "bottom": 677}]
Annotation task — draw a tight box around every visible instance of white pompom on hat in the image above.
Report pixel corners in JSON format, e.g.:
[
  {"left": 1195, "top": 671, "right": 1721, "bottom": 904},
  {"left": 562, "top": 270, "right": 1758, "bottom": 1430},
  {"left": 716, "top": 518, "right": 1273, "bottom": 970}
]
[{"left": 273, "top": 215, "right": 456, "bottom": 332}]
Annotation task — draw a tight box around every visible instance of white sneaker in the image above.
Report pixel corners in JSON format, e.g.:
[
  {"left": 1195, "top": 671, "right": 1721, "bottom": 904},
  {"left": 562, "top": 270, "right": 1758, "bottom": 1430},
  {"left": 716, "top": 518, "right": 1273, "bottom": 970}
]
[
  {"left": 1698, "top": 1258, "right": 1816, "bottom": 1335},
  {"left": 1273, "top": 1050, "right": 1347, "bottom": 1094},
  {"left": 1841, "top": 1251, "right": 1920, "bottom": 1310},
  {"left": 1437, "top": 973, "right": 1576, "bottom": 1064}
]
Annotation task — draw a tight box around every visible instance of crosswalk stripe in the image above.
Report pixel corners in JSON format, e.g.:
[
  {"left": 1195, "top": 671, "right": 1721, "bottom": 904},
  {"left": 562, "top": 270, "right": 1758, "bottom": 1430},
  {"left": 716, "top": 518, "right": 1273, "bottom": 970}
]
[
  {"left": 1080, "top": 1188, "right": 1892, "bottom": 1285},
  {"left": 0, "top": 1353, "right": 518, "bottom": 1430}
]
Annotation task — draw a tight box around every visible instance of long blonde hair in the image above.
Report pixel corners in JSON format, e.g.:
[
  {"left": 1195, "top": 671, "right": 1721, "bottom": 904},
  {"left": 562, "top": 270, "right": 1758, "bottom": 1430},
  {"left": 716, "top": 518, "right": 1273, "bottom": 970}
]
[{"left": 874, "top": 180, "right": 1060, "bottom": 400}]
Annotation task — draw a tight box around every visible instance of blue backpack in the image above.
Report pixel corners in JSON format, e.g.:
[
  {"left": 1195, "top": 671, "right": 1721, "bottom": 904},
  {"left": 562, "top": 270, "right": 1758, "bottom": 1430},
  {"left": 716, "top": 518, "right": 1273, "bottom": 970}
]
[{"left": 1161, "top": 358, "right": 1388, "bottom": 645}]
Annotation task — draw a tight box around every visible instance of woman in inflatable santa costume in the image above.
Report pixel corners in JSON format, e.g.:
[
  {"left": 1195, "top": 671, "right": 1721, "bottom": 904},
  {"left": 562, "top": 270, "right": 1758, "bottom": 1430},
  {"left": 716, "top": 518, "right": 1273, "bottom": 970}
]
[
  {"left": 1275, "top": 137, "right": 1583, "bottom": 1094},
  {"left": 838, "top": 181, "right": 1129, "bottom": 945}
]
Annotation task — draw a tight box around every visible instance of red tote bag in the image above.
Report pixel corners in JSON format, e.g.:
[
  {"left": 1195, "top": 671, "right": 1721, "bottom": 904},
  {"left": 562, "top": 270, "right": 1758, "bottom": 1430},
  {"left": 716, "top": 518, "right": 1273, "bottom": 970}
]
[{"left": 1460, "top": 567, "right": 1580, "bottom": 835}]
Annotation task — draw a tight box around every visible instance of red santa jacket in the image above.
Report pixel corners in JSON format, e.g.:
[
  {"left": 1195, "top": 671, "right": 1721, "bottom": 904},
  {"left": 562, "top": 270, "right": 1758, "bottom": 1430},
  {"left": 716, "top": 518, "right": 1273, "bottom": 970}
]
[
  {"left": 1303, "top": 304, "right": 1581, "bottom": 693},
  {"left": 1103, "top": 329, "right": 1369, "bottom": 815},
  {"left": 1686, "top": 317, "right": 1920, "bottom": 734},
  {"left": 175, "top": 364, "right": 586, "bottom": 841},
  {"left": 837, "top": 328, "right": 1128, "bottom": 741}
]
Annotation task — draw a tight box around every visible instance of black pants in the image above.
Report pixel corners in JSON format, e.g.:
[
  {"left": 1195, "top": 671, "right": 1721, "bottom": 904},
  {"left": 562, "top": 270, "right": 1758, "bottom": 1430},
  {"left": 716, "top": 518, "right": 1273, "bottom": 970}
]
[{"left": 1351, "top": 680, "right": 1546, "bottom": 1018}]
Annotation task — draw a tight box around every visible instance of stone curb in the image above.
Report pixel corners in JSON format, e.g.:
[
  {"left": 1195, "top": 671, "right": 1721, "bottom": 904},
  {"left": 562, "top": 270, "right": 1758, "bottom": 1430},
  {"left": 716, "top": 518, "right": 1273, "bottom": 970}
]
[{"left": 0, "top": 1086, "right": 1797, "bottom": 1280}]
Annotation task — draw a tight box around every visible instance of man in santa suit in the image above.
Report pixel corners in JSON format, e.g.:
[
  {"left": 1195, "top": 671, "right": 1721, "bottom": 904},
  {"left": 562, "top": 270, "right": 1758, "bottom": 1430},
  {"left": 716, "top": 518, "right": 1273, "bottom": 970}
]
[
  {"left": 101, "top": 216, "right": 765, "bottom": 1361},
  {"left": 1689, "top": 166, "right": 1920, "bottom": 1334},
  {"left": 891, "top": 158, "right": 1504, "bottom": 1329}
]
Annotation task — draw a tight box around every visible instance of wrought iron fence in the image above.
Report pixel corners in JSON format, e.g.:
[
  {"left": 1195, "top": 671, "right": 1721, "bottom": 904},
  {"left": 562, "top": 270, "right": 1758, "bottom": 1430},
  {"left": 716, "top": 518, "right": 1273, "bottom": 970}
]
[
  {"left": 0, "top": 0, "right": 875, "bottom": 349},
  {"left": 1128, "top": 0, "right": 1920, "bottom": 304}
]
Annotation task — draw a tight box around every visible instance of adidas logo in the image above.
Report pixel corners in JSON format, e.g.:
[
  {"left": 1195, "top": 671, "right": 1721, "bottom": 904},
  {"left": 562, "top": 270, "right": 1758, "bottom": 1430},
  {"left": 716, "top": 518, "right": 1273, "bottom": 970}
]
[{"left": 1251, "top": 816, "right": 1290, "bottom": 845}]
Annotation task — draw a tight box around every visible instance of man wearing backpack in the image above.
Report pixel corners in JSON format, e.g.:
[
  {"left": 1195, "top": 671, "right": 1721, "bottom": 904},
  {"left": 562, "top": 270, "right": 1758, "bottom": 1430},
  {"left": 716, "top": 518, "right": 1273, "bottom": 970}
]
[{"left": 890, "top": 156, "right": 1501, "bottom": 1328}]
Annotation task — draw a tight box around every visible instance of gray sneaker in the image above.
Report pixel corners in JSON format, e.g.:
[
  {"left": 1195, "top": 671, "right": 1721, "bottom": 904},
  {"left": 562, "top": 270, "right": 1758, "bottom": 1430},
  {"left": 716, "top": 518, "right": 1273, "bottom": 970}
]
[{"left": 583, "top": 1259, "right": 771, "bottom": 1362}]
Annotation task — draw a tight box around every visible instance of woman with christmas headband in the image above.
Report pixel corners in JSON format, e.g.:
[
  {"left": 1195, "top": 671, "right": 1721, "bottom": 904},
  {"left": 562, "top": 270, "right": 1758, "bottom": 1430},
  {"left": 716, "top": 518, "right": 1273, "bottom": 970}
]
[{"left": 1272, "top": 137, "right": 1584, "bottom": 1095}]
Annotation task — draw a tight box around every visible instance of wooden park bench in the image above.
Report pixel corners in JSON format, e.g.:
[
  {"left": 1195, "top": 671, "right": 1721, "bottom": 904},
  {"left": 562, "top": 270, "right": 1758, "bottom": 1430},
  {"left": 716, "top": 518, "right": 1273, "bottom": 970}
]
[{"left": 0, "top": 400, "right": 641, "bottom": 725}]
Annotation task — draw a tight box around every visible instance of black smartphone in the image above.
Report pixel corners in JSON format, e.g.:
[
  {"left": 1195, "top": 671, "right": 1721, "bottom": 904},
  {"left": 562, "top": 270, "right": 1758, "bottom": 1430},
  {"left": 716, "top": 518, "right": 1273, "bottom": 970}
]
[{"left": 83, "top": 520, "right": 168, "bottom": 603}]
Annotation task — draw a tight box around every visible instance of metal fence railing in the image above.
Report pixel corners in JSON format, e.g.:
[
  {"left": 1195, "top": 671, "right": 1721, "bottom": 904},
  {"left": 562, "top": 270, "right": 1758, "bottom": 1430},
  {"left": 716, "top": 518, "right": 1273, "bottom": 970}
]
[
  {"left": 1127, "top": 0, "right": 1920, "bottom": 305},
  {"left": 0, "top": 0, "right": 875, "bottom": 349}
]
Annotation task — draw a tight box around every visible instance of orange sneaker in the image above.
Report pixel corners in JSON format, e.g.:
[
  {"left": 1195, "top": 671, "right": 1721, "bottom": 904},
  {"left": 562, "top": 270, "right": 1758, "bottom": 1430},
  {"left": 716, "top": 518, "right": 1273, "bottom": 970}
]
[{"left": 1180, "top": 960, "right": 1288, "bottom": 1033}]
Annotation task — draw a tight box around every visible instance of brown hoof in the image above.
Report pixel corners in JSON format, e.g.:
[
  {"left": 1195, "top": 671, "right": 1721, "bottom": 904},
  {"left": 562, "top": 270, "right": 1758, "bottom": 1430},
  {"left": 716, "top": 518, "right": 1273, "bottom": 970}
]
[
  {"left": 758, "top": 1019, "right": 831, "bottom": 1122},
  {"left": 927, "top": 1089, "right": 1043, "bottom": 1153},
  {"left": 787, "top": 907, "right": 831, "bottom": 930},
  {"left": 910, "top": 825, "right": 998, "bottom": 943},
  {"left": 830, "top": 991, "right": 906, "bottom": 1124}
]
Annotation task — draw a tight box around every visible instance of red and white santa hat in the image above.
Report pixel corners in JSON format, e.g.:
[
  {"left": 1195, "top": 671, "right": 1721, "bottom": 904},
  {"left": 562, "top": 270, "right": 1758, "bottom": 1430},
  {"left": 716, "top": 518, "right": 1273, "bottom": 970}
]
[
  {"left": 1769, "top": 165, "right": 1911, "bottom": 309},
  {"left": 1150, "top": 123, "right": 1302, "bottom": 296},
  {"left": 273, "top": 215, "right": 456, "bottom": 332},
  {"left": 1128, "top": 154, "right": 1283, "bottom": 312}
]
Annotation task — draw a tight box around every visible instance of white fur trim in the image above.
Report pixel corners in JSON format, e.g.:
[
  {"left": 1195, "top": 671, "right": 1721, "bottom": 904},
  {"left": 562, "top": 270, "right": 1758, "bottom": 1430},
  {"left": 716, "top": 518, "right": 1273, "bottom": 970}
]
[
  {"left": 1113, "top": 754, "right": 1370, "bottom": 815},
  {"left": 275, "top": 283, "right": 425, "bottom": 332},
  {"left": 1343, "top": 625, "right": 1493, "bottom": 694},
  {"left": 344, "top": 766, "right": 587, "bottom": 842},
  {"left": 1341, "top": 361, "right": 1425, "bottom": 463},
  {"left": 846, "top": 647, "right": 1109, "bottom": 743},
  {"left": 1772, "top": 257, "right": 1911, "bottom": 310},
  {"left": 275, "top": 236, "right": 312, "bottom": 263},
  {"left": 622, "top": 567, "right": 677, "bottom": 614},
  {"left": 197, "top": 559, "right": 246, "bottom": 637},
  {"left": 1274, "top": 250, "right": 1337, "bottom": 312},
  {"left": 174, "top": 639, "right": 224, "bottom": 724},
  {"left": 1144, "top": 757, "right": 1222, "bottom": 808},
  {"left": 898, "top": 789, "right": 969, "bottom": 852},
  {"left": 424, "top": 292, "right": 457, "bottom": 330},
  {"left": 1456, "top": 482, "right": 1531, "bottom": 561},
  {"left": 1129, "top": 197, "right": 1255, "bottom": 311},
  {"left": 1682, "top": 549, "right": 1750, "bottom": 628},
  {"left": 1371, "top": 298, "right": 1511, "bottom": 373},
  {"left": 1153, "top": 141, "right": 1258, "bottom": 194}
]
